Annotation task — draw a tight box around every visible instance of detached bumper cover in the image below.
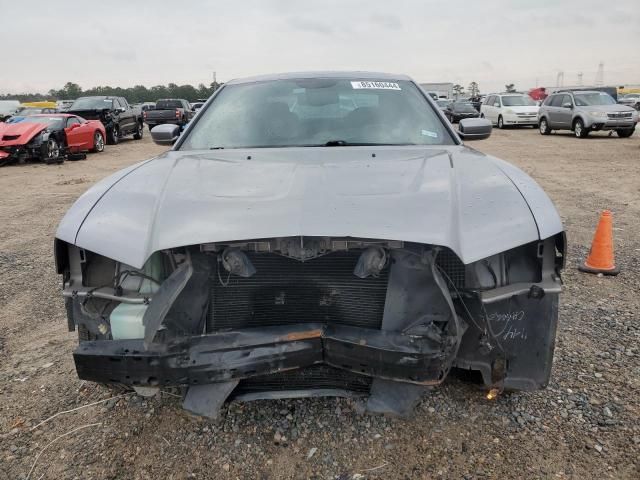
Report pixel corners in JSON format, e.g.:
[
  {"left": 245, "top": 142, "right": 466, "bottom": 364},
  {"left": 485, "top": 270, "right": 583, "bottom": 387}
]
[{"left": 73, "top": 323, "right": 451, "bottom": 387}]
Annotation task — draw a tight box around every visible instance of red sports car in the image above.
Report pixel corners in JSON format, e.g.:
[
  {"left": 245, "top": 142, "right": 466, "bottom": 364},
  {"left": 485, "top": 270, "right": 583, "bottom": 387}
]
[{"left": 0, "top": 114, "right": 106, "bottom": 166}]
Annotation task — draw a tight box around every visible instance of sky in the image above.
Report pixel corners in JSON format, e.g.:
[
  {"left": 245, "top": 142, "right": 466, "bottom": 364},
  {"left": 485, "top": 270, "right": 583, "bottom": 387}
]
[{"left": 1, "top": 0, "right": 639, "bottom": 95}]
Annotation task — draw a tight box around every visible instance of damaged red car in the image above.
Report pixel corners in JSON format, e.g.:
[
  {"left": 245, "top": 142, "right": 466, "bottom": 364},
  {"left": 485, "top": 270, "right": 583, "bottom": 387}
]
[{"left": 0, "top": 114, "right": 106, "bottom": 166}]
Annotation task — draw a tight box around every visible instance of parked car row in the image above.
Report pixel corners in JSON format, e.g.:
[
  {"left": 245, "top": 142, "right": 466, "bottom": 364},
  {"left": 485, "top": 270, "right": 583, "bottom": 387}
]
[
  {"left": 0, "top": 95, "right": 147, "bottom": 166},
  {"left": 0, "top": 114, "right": 106, "bottom": 166}
]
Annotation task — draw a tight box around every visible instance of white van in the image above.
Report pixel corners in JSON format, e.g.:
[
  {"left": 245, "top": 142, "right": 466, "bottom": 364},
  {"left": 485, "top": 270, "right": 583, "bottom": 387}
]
[{"left": 480, "top": 94, "right": 539, "bottom": 128}]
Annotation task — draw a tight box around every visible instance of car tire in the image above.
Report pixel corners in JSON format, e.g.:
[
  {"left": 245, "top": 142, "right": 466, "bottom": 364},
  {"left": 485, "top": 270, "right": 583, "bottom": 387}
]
[
  {"left": 107, "top": 124, "right": 119, "bottom": 145},
  {"left": 43, "top": 138, "right": 62, "bottom": 164},
  {"left": 497, "top": 115, "right": 505, "bottom": 129},
  {"left": 573, "top": 118, "right": 589, "bottom": 138},
  {"left": 91, "top": 131, "right": 105, "bottom": 153},
  {"left": 539, "top": 118, "right": 551, "bottom": 135},
  {"left": 616, "top": 127, "right": 635, "bottom": 138},
  {"left": 133, "top": 121, "right": 143, "bottom": 140}
]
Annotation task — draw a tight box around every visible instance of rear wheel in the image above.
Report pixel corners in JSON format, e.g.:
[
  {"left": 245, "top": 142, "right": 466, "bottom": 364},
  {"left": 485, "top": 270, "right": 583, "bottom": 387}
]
[
  {"left": 616, "top": 127, "right": 635, "bottom": 138},
  {"left": 133, "top": 121, "right": 143, "bottom": 140},
  {"left": 107, "top": 124, "right": 119, "bottom": 145},
  {"left": 573, "top": 118, "right": 589, "bottom": 138},
  {"left": 539, "top": 117, "right": 551, "bottom": 135},
  {"left": 497, "top": 115, "right": 505, "bottom": 129},
  {"left": 92, "top": 131, "right": 105, "bottom": 152}
]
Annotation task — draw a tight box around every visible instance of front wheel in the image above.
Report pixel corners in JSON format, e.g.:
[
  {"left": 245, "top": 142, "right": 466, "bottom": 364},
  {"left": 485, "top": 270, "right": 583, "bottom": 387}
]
[
  {"left": 42, "top": 138, "right": 62, "bottom": 164},
  {"left": 107, "top": 124, "right": 119, "bottom": 145},
  {"left": 92, "top": 131, "right": 105, "bottom": 152},
  {"left": 539, "top": 118, "right": 551, "bottom": 135},
  {"left": 497, "top": 115, "right": 505, "bottom": 129},
  {"left": 133, "top": 121, "right": 143, "bottom": 140},
  {"left": 573, "top": 119, "right": 589, "bottom": 138},
  {"left": 616, "top": 127, "right": 635, "bottom": 138}
]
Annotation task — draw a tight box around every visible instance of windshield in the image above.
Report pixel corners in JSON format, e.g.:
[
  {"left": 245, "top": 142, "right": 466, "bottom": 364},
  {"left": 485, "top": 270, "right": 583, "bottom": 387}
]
[
  {"left": 180, "top": 78, "right": 454, "bottom": 149},
  {"left": 574, "top": 92, "right": 616, "bottom": 106},
  {"left": 15, "top": 107, "right": 42, "bottom": 116},
  {"left": 71, "top": 97, "right": 113, "bottom": 110},
  {"left": 501, "top": 95, "right": 535, "bottom": 106},
  {"left": 156, "top": 100, "right": 183, "bottom": 109},
  {"left": 452, "top": 103, "right": 477, "bottom": 113},
  {"left": 21, "top": 116, "right": 64, "bottom": 128}
]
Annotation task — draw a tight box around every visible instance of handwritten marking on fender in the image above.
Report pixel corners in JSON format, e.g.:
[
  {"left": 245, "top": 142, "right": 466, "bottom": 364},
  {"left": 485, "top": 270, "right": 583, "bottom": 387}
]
[{"left": 484, "top": 310, "right": 528, "bottom": 342}]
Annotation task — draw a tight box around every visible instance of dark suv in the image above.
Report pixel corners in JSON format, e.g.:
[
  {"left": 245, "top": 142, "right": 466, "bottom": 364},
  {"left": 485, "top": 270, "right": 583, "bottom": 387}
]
[
  {"left": 538, "top": 90, "right": 638, "bottom": 138},
  {"left": 68, "top": 96, "right": 144, "bottom": 144}
]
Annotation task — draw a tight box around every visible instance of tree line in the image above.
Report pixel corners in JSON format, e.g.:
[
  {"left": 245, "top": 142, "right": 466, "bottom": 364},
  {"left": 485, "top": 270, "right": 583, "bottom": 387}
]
[
  {"left": 451, "top": 81, "right": 518, "bottom": 98},
  {"left": 0, "top": 81, "right": 224, "bottom": 104}
]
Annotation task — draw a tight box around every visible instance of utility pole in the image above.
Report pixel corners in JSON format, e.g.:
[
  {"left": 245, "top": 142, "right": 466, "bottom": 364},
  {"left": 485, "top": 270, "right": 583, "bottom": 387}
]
[
  {"left": 595, "top": 62, "right": 604, "bottom": 86},
  {"left": 577, "top": 72, "right": 583, "bottom": 86},
  {"left": 556, "top": 71, "right": 564, "bottom": 88},
  {"left": 213, "top": 71, "right": 217, "bottom": 84}
]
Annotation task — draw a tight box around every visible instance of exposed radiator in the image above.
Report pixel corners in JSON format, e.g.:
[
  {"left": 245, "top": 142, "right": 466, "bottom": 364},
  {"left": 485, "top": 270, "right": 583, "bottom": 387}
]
[
  {"left": 207, "top": 247, "right": 466, "bottom": 332},
  {"left": 208, "top": 250, "right": 389, "bottom": 331}
]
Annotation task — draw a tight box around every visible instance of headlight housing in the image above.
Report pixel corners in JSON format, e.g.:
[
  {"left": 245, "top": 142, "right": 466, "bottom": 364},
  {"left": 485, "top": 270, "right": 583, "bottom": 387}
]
[{"left": 589, "top": 111, "right": 608, "bottom": 118}]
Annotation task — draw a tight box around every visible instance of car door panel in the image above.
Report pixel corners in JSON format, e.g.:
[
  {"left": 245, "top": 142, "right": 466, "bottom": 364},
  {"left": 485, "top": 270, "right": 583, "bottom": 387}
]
[
  {"left": 557, "top": 95, "right": 573, "bottom": 128},
  {"left": 64, "top": 118, "right": 84, "bottom": 150}
]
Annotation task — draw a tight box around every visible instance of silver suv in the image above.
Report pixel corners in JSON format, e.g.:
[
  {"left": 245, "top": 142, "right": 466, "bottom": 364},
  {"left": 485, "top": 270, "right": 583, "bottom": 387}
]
[{"left": 538, "top": 90, "right": 638, "bottom": 138}]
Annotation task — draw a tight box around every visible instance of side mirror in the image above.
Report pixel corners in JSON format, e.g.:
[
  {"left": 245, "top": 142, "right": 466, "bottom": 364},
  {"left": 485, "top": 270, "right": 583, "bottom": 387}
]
[
  {"left": 458, "top": 118, "right": 492, "bottom": 141},
  {"left": 562, "top": 102, "right": 573, "bottom": 109},
  {"left": 118, "top": 107, "right": 126, "bottom": 113},
  {"left": 150, "top": 124, "right": 180, "bottom": 145}
]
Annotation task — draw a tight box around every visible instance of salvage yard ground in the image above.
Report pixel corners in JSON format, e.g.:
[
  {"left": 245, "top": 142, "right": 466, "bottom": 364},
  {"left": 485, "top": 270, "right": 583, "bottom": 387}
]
[{"left": 0, "top": 128, "right": 639, "bottom": 479}]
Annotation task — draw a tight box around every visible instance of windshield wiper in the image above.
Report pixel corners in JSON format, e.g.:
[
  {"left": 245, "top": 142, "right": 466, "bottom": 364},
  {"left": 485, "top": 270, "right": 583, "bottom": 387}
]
[{"left": 322, "top": 140, "right": 416, "bottom": 147}]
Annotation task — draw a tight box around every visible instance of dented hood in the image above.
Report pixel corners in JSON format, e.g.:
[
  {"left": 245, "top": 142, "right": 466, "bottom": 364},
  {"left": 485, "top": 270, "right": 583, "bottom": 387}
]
[
  {"left": 0, "top": 121, "right": 47, "bottom": 146},
  {"left": 56, "top": 146, "right": 563, "bottom": 268}
]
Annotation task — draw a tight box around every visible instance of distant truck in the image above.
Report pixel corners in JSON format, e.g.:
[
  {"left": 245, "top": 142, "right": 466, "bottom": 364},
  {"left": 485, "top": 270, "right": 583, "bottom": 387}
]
[
  {"left": 143, "top": 99, "right": 194, "bottom": 130},
  {"left": 68, "top": 96, "right": 144, "bottom": 145}
]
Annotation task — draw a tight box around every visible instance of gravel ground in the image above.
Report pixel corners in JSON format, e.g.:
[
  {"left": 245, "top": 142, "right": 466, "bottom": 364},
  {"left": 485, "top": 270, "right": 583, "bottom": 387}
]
[{"left": 0, "top": 127, "right": 639, "bottom": 479}]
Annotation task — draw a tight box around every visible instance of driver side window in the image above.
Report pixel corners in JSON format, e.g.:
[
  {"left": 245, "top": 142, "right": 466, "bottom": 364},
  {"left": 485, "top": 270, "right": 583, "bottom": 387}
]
[
  {"left": 494, "top": 97, "right": 501, "bottom": 107},
  {"left": 66, "top": 117, "right": 81, "bottom": 128}
]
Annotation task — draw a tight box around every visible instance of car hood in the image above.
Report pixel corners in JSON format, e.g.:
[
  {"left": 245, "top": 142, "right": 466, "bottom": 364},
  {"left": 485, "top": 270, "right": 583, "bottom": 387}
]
[
  {"left": 505, "top": 106, "right": 539, "bottom": 114},
  {"left": 582, "top": 104, "right": 636, "bottom": 112},
  {"left": 67, "top": 109, "right": 109, "bottom": 120},
  {"left": 56, "top": 146, "right": 563, "bottom": 269},
  {"left": 0, "top": 121, "right": 47, "bottom": 146}
]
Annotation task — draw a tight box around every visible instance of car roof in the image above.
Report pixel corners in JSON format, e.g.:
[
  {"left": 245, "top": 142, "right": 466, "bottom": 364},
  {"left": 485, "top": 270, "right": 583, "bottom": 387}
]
[
  {"left": 554, "top": 90, "right": 602, "bottom": 95},
  {"left": 30, "top": 113, "right": 75, "bottom": 118},
  {"left": 226, "top": 71, "right": 412, "bottom": 85}
]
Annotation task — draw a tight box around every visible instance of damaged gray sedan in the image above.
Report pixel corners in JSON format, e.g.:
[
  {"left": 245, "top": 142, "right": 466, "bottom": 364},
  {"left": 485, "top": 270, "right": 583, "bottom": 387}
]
[{"left": 54, "top": 72, "right": 565, "bottom": 417}]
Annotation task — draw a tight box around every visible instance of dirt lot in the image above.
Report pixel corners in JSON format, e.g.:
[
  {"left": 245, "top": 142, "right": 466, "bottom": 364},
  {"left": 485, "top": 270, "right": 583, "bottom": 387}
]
[{"left": 1, "top": 127, "right": 639, "bottom": 479}]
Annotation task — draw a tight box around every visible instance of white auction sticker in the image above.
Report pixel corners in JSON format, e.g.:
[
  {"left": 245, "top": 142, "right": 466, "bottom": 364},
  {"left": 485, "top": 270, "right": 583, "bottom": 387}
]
[{"left": 351, "top": 81, "right": 401, "bottom": 90}]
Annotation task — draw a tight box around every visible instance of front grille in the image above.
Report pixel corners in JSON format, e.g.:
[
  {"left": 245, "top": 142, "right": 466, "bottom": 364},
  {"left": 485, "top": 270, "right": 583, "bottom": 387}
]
[
  {"left": 607, "top": 112, "right": 632, "bottom": 119},
  {"left": 232, "top": 364, "right": 373, "bottom": 396},
  {"left": 208, "top": 251, "right": 389, "bottom": 331}
]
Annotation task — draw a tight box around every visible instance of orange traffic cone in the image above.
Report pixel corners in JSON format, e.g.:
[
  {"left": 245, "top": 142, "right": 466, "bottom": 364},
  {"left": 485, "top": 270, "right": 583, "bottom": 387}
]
[{"left": 578, "top": 210, "right": 619, "bottom": 276}]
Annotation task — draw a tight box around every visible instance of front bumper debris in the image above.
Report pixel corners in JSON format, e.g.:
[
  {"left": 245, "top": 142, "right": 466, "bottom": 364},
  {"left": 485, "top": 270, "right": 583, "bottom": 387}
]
[{"left": 73, "top": 323, "right": 449, "bottom": 387}]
